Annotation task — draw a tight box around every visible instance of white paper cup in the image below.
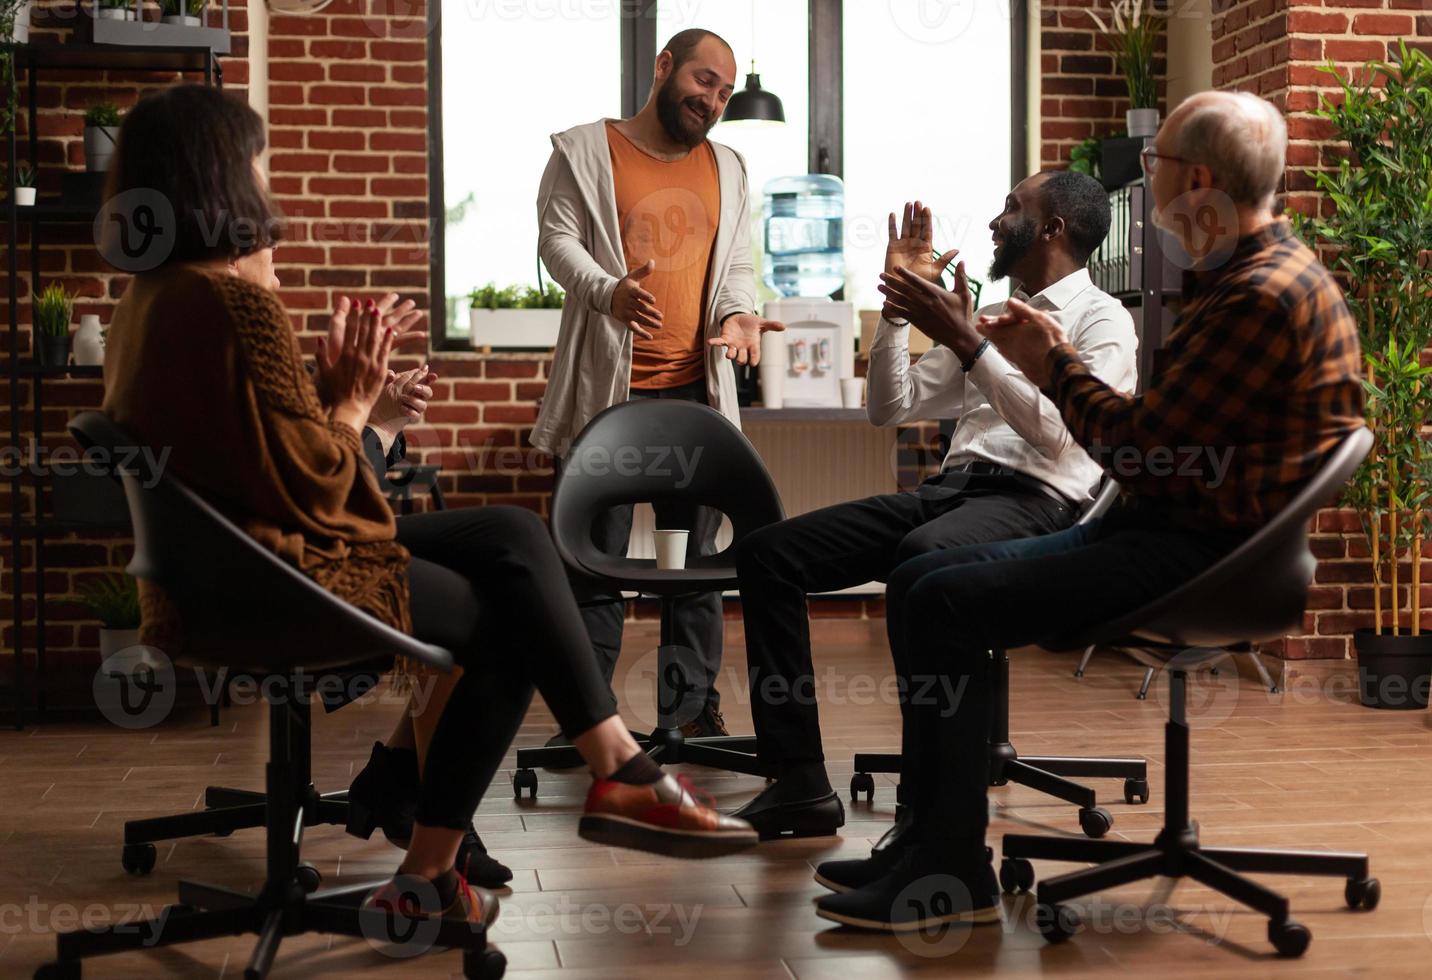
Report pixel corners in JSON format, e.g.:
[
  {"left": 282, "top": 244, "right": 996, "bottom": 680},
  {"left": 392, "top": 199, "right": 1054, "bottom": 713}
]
[
  {"left": 653, "top": 529, "right": 689, "bottom": 570},
  {"left": 840, "top": 377, "right": 866, "bottom": 409},
  {"left": 759, "top": 331, "right": 786, "bottom": 408}
]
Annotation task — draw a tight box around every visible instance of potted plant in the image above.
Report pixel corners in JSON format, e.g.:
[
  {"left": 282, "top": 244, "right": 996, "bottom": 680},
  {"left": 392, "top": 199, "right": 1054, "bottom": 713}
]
[
  {"left": 1294, "top": 44, "right": 1432, "bottom": 710},
  {"left": 84, "top": 103, "right": 122, "bottom": 174},
  {"left": 13, "top": 164, "right": 35, "bottom": 206},
  {"left": 1087, "top": 0, "right": 1165, "bottom": 138},
  {"left": 96, "top": 0, "right": 132, "bottom": 20},
  {"left": 5, "top": 0, "right": 31, "bottom": 41},
  {"left": 33, "top": 282, "right": 73, "bottom": 367},
  {"left": 76, "top": 573, "right": 150, "bottom": 672},
  {"left": 162, "top": 0, "right": 204, "bottom": 26},
  {"left": 467, "top": 280, "right": 565, "bottom": 348}
]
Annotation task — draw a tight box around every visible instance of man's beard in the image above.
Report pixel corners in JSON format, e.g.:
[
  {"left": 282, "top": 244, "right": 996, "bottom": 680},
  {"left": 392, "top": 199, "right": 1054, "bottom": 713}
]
[
  {"left": 655, "top": 78, "right": 717, "bottom": 149},
  {"left": 988, "top": 216, "right": 1037, "bottom": 281}
]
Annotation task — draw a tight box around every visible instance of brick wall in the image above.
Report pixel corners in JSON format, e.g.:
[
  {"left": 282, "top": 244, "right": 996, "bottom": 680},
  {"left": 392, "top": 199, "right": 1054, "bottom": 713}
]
[
  {"left": 1039, "top": 0, "right": 1170, "bottom": 168},
  {"left": 1, "top": 3, "right": 251, "bottom": 687}
]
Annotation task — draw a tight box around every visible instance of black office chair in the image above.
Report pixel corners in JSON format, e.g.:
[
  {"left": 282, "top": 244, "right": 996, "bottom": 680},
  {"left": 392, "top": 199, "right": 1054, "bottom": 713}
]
[
  {"left": 1000, "top": 428, "right": 1378, "bottom": 958},
  {"left": 850, "top": 476, "right": 1150, "bottom": 838},
  {"left": 511, "top": 399, "right": 785, "bottom": 796},
  {"left": 39, "top": 413, "right": 504, "bottom": 980}
]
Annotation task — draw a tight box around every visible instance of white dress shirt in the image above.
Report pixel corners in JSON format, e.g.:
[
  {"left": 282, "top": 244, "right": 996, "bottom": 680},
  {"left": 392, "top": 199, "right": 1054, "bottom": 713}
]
[{"left": 866, "top": 267, "right": 1138, "bottom": 503}]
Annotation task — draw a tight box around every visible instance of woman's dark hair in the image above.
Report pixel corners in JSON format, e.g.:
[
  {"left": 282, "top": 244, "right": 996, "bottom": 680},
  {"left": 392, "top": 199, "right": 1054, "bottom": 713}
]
[{"left": 102, "top": 84, "right": 283, "bottom": 268}]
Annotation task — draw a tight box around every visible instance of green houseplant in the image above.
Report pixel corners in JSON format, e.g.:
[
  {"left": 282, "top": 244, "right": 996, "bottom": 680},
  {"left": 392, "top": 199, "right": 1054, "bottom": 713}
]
[
  {"left": 12, "top": 163, "right": 34, "bottom": 206},
  {"left": 97, "top": 0, "right": 133, "bottom": 21},
  {"left": 33, "top": 282, "right": 74, "bottom": 367},
  {"left": 76, "top": 573, "right": 150, "bottom": 669},
  {"left": 466, "top": 281, "right": 565, "bottom": 349},
  {"left": 1293, "top": 43, "right": 1432, "bottom": 709},
  {"left": 84, "top": 102, "right": 122, "bottom": 174},
  {"left": 1086, "top": 0, "right": 1165, "bottom": 137}
]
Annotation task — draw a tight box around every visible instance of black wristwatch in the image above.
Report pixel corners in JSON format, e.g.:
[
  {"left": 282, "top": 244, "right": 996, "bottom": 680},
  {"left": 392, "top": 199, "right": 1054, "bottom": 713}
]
[{"left": 961, "top": 338, "right": 991, "bottom": 373}]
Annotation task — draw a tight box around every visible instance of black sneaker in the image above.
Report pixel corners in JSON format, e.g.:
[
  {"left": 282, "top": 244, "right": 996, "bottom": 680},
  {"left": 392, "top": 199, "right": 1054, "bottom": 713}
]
[
  {"left": 813, "top": 808, "right": 920, "bottom": 893},
  {"left": 679, "top": 703, "right": 729, "bottom": 739},
  {"left": 814, "top": 845, "right": 1000, "bottom": 932}
]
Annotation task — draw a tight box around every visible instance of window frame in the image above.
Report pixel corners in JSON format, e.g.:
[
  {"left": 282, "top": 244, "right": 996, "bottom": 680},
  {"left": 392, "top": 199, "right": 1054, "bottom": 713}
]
[{"left": 426, "top": 0, "right": 1028, "bottom": 350}]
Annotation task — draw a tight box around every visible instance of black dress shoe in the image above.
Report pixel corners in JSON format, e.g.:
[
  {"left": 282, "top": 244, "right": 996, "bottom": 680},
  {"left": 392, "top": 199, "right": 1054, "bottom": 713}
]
[
  {"left": 814, "top": 808, "right": 921, "bottom": 893},
  {"left": 731, "top": 780, "right": 845, "bottom": 840},
  {"left": 814, "top": 847, "right": 1000, "bottom": 932}
]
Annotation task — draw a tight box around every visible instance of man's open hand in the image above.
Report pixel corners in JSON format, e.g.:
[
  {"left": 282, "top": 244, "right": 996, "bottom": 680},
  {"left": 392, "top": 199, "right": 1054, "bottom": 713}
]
[
  {"left": 611, "top": 260, "right": 664, "bottom": 340},
  {"left": 976, "top": 297, "right": 1068, "bottom": 387},
  {"left": 708, "top": 313, "right": 785, "bottom": 366},
  {"left": 885, "top": 201, "right": 960, "bottom": 284}
]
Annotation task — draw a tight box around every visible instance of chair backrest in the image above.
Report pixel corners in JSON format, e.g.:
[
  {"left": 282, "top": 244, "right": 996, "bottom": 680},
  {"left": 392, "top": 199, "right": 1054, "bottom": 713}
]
[
  {"left": 68, "top": 411, "right": 453, "bottom": 675},
  {"left": 1077, "top": 473, "right": 1122, "bottom": 527},
  {"left": 1059, "top": 427, "right": 1372, "bottom": 650},
  {"left": 551, "top": 399, "right": 785, "bottom": 580}
]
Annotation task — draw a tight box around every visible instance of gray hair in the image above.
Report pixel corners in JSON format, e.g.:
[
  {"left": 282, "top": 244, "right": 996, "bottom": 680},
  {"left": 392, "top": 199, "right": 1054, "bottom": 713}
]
[{"left": 1172, "top": 92, "right": 1287, "bottom": 207}]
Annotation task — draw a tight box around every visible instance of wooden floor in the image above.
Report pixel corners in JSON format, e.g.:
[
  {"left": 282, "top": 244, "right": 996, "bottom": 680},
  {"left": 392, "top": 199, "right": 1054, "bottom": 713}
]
[{"left": 3, "top": 620, "right": 1431, "bottom": 978}]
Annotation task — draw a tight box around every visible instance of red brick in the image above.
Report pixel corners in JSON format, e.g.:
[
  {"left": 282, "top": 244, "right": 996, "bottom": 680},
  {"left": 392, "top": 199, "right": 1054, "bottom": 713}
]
[
  {"left": 333, "top": 155, "right": 394, "bottom": 174},
  {"left": 329, "top": 63, "right": 388, "bottom": 83},
  {"left": 1287, "top": 11, "right": 1349, "bottom": 34},
  {"left": 484, "top": 361, "right": 541, "bottom": 379},
  {"left": 1351, "top": 14, "right": 1414, "bottom": 36},
  {"left": 310, "top": 40, "right": 368, "bottom": 59},
  {"left": 484, "top": 405, "right": 538, "bottom": 424}
]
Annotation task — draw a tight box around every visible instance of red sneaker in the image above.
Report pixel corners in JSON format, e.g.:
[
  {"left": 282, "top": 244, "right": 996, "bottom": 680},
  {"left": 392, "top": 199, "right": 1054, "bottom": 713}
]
[
  {"left": 579, "top": 773, "right": 759, "bottom": 858},
  {"left": 361, "top": 870, "right": 499, "bottom": 930}
]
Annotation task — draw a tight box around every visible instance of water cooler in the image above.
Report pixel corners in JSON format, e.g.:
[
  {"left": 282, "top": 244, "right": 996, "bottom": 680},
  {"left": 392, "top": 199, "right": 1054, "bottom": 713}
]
[{"left": 759, "top": 174, "right": 853, "bottom": 408}]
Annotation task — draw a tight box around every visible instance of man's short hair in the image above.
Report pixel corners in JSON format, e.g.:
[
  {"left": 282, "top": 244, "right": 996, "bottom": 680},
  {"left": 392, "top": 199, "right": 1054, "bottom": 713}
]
[
  {"left": 1040, "top": 170, "right": 1112, "bottom": 263},
  {"left": 1173, "top": 92, "right": 1287, "bottom": 207},
  {"left": 663, "top": 29, "right": 733, "bottom": 71}
]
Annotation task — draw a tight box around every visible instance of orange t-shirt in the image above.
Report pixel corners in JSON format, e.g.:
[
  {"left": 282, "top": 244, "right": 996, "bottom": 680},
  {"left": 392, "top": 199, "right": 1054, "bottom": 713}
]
[{"left": 607, "top": 121, "right": 720, "bottom": 390}]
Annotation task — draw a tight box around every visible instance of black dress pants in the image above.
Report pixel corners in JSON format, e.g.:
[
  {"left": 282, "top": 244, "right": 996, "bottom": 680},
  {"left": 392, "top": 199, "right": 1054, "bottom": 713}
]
[
  {"left": 736, "top": 471, "right": 1074, "bottom": 766},
  {"left": 398, "top": 507, "right": 619, "bottom": 829}
]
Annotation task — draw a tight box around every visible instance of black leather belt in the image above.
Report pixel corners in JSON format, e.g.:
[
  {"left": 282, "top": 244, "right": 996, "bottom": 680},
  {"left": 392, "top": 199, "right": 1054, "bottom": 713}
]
[{"left": 944, "top": 461, "right": 1073, "bottom": 508}]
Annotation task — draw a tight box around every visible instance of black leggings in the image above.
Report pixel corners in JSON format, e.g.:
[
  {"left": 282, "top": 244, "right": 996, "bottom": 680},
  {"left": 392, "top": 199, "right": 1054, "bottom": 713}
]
[{"left": 397, "top": 507, "right": 619, "bottom": 829}]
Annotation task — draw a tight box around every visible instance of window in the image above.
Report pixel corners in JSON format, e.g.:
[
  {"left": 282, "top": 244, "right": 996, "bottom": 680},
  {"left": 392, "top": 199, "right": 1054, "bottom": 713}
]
[
  {"left": 437, "top": 2, "right": 622, "bottom": 339},
  {"left": 658, "top": 0, "right": 810, "bottom": 306},
  {"left": 841, "top": 0, "right": 1014, "bottom": 311}
]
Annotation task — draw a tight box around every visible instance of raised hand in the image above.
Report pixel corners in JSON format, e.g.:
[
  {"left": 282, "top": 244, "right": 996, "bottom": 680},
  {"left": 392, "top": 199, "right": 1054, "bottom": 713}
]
[
  {"left": 877, "top": 263, "right": 980, "bottom": 361},
  {"left": 611, "top": 259, "right": 664, "bottom": 340},
  {"left": 885, "top": 201, "right": 960, "bottom": 285},
  {"left": 708, "top": 313, "right": 785, "bottom": 367},
  {"left": 321, "top": 299, "right": 396, "bottom": 433}
]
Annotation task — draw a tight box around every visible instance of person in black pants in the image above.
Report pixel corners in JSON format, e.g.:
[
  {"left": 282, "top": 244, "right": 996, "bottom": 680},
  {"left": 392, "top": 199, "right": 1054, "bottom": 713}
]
[{"left": 731, "top": 178, "right": 1138, "bottom": 838}]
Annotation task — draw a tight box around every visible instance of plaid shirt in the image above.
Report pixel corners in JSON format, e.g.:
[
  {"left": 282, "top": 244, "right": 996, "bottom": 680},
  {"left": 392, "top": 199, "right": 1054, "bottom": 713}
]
[{"left": 1044, "top": 219, "right": 1365, "bottom": 530}]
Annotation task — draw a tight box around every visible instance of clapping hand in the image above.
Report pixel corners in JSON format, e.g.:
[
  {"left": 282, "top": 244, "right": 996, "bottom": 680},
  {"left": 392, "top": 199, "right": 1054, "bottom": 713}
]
[
  {"left": 885, "top": 201, "right": 960, "bottom": 285},
  {"left": 876, "top": 262, "right": 980, "bottom": 361},
  {"left": 975, "top": 297, "right": 1068, "bottom": 387}
]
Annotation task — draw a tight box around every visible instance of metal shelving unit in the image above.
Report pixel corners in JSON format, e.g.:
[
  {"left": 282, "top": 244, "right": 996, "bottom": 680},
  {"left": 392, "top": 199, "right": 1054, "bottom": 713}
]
[{"left": 5, "top": 42, "right": 222, "bottom": 729}]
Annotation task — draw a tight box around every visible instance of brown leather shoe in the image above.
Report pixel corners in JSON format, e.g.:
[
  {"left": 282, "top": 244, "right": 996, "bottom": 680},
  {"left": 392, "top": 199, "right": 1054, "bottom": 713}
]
[
  {"left": 679, "top": 704, "right": 729, "bottom": 738},
  {"left": 579, "top": 773, "right": 758, "bottom": 858},
  {"left": 361, "top": 871, "right": 499, "bottom": 930}
]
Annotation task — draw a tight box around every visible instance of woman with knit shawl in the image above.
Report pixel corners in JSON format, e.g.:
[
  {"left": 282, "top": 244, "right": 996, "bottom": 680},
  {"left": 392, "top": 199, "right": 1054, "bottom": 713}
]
[{"left": 100, "top": 85, "right": 755, "bottom": 934}]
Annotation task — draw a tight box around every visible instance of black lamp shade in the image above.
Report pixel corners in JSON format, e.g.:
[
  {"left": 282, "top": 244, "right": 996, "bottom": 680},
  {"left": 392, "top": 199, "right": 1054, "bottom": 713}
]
[{"left": 725, "top": 72, "right": 785, "bottom": 123}]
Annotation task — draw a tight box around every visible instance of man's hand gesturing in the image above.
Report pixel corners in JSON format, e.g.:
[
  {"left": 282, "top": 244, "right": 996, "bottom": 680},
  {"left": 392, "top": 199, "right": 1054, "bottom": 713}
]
[
  {"left": 611, "top": 259, "right": 664, "bottom": 340},
  {"left": 885, "top": 201, "right": 960, "bottom": 285}
]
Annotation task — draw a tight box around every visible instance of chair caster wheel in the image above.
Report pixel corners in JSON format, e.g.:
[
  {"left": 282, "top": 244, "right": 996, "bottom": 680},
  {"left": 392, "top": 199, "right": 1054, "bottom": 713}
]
[
  {"left": 513, "top": 769, "right": 537, "bottom": 800},
  {"left": 34, "top": 961, "right": 81, "bottom": 979},
  {"left": 849, "top": 772, "right": 874, "bottom": 803},
  {"left": 1345, "top": 876, "right": 1380, "bottom": 911},
  {"left": 296, "top": 863, "right": 322, "bottom": 893},
  {"left": 1036, "top": 902, "right": 1079, "bottom": 944},
  {"left": 999, "top": 857, "right": 1035, "bottom": 894},
  {"left": 1078, "top": 806, "right": 1112, "bottom": 838},
  {"left": 1073, "top": 668, "right": 1084, "bottom": 678},
  {"left": 1268, "top": 918, "right": 1311, "bottom": 957},
  {"left": 121, "top": 843, "right": 156, "bottom": 876},
  {"left": 1123, "top": 778, "right": 1150, "bottom": 805},
  {"left": 463, "top": 947, "right": 506, "bottom": 979}
]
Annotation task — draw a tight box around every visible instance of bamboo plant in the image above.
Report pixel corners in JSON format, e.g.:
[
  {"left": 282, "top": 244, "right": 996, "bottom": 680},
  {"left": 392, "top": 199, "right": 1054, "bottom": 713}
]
[{"left": 1294, "top": 43, "right": 1432, "bottom": 636}]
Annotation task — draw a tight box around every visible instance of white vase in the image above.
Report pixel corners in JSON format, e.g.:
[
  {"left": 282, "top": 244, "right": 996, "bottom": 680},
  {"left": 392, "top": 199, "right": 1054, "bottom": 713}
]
[
  {"left": 163, "top": 14, "right": 201, "bottom": 25},
  {"left": 15, "top": 186, "right": 35, "bottom": 206},
  {"left": 74, "top": 314, "right": 105, "bottom": 366},
  {"left": 1126, "top": 107, "right": 1161, "bottom": 139},
  {"left": 84, "top": 125, "right": 119, "bottom": 174},
  {"left": 467, "top": 308, "right": 562, "bottom": 348},
  {"left": 97, "top": 7, "right": 128, "bottom": 19},
  {"left": 9, "top": 1, "right": 31, "bottom": 42},
  {"left": 98, "top": 628, "right": 147, "bottom": 666}
]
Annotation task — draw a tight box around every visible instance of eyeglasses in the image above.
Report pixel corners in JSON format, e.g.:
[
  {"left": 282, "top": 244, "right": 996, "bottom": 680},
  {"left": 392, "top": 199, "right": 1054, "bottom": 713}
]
[{"left": 1139, "top": 145, "right": 1190, "bottom": 177}]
